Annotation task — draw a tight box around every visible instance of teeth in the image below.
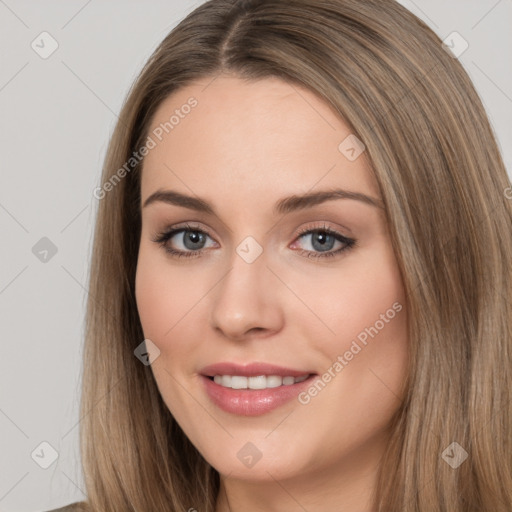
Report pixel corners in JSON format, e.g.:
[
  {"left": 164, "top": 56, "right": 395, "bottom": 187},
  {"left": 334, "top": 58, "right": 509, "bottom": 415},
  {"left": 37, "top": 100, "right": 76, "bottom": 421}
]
[
  {"left": 231, "top": 376, "right": 247, "bottom": 389},
  {"left": 247, "top": 375, "right": 266, "bottom": 389},
  {"left": 212, "top": 374, "right": 310, "bottom": 389}
]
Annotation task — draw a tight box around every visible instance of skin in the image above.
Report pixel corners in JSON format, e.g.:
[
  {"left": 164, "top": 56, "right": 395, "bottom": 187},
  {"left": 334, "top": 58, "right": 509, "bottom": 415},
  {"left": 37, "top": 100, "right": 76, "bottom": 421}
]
[{"left": 135, "top": 74, "right": 409, "bottom": 512}]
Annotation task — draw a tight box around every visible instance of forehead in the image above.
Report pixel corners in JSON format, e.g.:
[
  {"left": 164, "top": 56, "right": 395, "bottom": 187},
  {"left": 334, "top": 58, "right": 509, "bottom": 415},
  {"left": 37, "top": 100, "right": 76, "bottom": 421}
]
[{"left": 140, "top": 75, "right": 379, "bottom": 207}]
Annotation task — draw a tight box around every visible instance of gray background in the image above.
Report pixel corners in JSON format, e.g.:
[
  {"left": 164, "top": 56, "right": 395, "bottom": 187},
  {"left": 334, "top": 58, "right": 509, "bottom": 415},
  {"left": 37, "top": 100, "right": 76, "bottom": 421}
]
[{"left": 0, "top": 1, "right": 510, "bottom": 510}]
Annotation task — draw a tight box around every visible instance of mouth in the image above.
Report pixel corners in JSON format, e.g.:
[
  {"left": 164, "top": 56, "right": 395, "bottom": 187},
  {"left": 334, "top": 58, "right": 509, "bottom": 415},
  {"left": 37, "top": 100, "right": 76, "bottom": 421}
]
[
  {"left": 199, "top": 362, "right": 318, "bottom": 416},
  {"left": 205, "top": 374, "right": 311, "bottom": 389}
]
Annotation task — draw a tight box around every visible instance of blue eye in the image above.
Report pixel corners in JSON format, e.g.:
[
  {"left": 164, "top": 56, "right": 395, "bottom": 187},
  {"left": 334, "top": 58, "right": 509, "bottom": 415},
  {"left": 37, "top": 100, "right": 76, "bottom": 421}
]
[
  {"left": 152, "top": 223, "right": 214, "bottom": 259},
  {"left": 293, "top": 225, "right": 356, "bottom": 259},
  {"left": 152, "top": 223, "right": 356, "bottom": 260}
]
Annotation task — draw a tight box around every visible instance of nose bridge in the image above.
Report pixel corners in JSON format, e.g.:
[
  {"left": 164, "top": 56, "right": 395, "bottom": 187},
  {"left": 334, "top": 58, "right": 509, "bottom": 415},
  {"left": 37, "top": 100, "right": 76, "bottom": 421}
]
[
  {"left": 226, "top": 239, "right": 267, "bottom": 294},
  {"left": 210, "top": 239, "right": 283, "bottom": 339}
]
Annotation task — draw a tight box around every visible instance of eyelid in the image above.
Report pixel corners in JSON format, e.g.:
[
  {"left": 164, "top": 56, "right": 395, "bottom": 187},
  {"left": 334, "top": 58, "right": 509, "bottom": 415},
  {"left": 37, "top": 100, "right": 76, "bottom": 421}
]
[
  {"left": 152, "top": 221, "right": 212, "bottom": 238},
  {"left": 294, "top": 221, "right": 352, "bottom": 239},
  {"left": 153, "top": 220, "right": 350, "bottom": 241}
]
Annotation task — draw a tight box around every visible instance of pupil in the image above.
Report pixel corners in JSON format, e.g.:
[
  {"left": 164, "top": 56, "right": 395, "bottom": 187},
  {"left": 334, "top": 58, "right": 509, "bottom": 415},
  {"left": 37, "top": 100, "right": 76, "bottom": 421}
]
[
  {"left": 185, "top": 231, "right": 204, "bottom": 249},
  {"left": 312, "top": 232, "right": 334, "bottom": 251}
]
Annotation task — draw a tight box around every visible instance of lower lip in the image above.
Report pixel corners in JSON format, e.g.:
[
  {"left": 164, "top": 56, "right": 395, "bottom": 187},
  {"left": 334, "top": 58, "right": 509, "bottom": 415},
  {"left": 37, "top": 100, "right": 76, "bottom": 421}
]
[{"left": 200, "top": 374, "right": 317, "bottom": 416}]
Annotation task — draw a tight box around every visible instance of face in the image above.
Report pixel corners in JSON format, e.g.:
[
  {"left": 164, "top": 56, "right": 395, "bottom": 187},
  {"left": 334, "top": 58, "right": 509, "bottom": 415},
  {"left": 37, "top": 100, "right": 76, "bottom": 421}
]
[{"left": 135, "top": 75, "right": 408, "bottom": 491}]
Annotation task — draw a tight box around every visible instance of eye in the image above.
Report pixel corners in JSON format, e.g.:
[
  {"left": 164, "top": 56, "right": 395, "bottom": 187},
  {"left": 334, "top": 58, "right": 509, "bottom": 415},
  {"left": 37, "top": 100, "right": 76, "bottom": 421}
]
[
  {"left": 151, "top": 222, "right": 356, "bottom": 260},
  {"left": 151, "top": 223, "right": 216, "bottom": 259},
  {"left": 291, "top": 223, "right": 356, "bottom": 259}
]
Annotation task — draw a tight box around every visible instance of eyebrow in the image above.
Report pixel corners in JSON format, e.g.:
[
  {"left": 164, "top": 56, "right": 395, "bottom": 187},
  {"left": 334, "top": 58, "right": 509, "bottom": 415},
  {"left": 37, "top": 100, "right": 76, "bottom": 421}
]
[{"left": 142, "top": 188, "right": 384, "bottom": 215}]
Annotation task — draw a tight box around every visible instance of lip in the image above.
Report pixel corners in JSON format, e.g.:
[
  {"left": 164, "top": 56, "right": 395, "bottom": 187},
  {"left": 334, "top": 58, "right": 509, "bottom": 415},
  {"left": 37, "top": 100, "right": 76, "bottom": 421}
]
[
  {"left": 200, "top": 361, "right": 314, "bottom": 378},
  {"left": 199, "top": 362, "right": 317, "bottom": 416}
]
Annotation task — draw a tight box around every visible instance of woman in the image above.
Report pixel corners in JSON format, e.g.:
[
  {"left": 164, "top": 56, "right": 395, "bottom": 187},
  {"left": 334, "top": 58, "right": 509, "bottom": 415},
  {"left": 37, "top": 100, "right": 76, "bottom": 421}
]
[{"left": 47, "top": 0, "right": 512, "bottom": 510}]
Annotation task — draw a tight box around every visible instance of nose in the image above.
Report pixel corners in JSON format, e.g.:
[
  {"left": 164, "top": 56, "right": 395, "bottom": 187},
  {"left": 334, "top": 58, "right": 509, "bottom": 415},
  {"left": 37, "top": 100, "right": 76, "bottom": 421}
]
[{"left": 209, "top": 247, "right": 284, "bottom": 341}]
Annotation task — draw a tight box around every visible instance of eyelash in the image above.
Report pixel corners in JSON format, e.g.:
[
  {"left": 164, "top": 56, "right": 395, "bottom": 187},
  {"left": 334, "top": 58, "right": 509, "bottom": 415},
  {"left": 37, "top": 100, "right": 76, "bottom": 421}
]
[{"left": 151, "top": 222, "right": 357, "bottom": 260}]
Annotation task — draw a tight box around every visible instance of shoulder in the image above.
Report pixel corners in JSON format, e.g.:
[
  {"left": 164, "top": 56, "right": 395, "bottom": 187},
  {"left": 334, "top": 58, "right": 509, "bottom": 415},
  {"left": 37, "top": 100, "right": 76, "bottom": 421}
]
[{"left": 43, "top": 501, "right": 89, "bottom": 512}]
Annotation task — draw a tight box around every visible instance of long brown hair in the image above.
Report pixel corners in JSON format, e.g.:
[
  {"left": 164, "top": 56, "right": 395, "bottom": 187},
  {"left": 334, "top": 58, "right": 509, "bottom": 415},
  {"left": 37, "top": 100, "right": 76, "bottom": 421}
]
[{"left": 80, "top": 0, "right": 512, "bottom": 510}]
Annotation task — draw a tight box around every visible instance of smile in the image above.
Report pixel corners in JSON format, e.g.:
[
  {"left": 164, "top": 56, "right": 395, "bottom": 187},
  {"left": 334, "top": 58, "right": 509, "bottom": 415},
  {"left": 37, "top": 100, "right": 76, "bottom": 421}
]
[
  {"left": 201, "top": 373, "right": 317, "bottom": 416},
  {"left": 211, "top": 374, "right": 310, "bottom": 389}
]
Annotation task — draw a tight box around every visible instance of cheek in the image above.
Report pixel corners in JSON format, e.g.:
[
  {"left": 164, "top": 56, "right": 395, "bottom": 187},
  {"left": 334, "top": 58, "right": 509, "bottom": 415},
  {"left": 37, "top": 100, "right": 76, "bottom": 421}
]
[
  {"left": 134, "top": 249, "right": 200, "bottom": 407},
  {"left": 135, "top": 257, "right": 171, "bottom": 341},
  {"left": 294, "top": 242, "right": 409, "bottom": 406},
  {"left": 294, "top": 243, "right": 405, "bottom": 346},
  {"left": 135, "top": 245, "right": 197, "bottom": 349}
]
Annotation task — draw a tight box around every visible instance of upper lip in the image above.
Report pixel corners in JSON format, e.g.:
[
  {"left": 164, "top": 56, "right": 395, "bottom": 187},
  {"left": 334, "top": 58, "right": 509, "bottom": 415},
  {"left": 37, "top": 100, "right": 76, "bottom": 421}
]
[{"left": 200, "top": 362, "right": 316, "bottom": 378}]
